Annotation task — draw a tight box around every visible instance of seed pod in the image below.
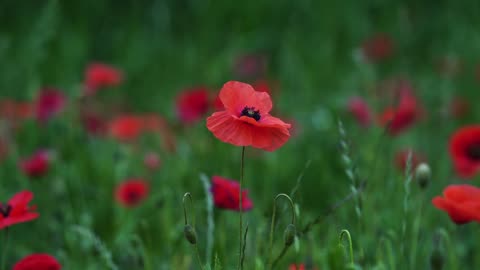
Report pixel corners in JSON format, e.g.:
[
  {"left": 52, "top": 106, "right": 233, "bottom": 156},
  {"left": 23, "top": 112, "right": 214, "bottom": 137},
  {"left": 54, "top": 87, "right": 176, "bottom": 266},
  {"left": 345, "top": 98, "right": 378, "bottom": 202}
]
[
  {"left": 415, "top": 163, "right": 431, "bottom": 189},
  {"left": 283, "top": 223, "right": 296, "bottom": 246},
  {"left": 184, "top": 224, "right": 197, "bottom": 245}
]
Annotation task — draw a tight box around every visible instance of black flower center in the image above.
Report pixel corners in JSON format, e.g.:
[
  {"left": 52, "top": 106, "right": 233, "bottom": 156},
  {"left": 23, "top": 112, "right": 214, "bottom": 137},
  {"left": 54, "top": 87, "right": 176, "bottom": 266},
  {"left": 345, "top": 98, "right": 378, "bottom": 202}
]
[
  {"left": 126, "top": 191, "right": 140, "bottom": 203},
  {"left": 0, "top": 203, "right": 12, "bottom": 218},
  {"left": 240, "top": 106, "right": 261, "bottom": 121},
  {"left": 466, "top": 143, "right": 480, "bottom": 161}
]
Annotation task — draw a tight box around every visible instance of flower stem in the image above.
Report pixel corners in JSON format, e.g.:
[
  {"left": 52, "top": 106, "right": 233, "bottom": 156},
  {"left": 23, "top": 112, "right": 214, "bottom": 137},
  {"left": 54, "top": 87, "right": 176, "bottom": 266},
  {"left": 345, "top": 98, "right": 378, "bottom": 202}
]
[
  {"left": 1, "top": 228, "right": 10, "bottom": 270},
  {"left": 238, "top": 146, "right": 246, "bottom": 270}
]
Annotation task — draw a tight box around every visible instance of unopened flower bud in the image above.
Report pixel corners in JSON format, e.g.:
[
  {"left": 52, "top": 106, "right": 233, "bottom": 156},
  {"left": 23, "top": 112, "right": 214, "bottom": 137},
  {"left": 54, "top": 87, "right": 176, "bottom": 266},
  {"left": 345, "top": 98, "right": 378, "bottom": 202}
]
[
  {"left": 283, "top": 223, "right": 296, "bottom": 247},
  {"left": 184, "top": 224, "right": 197, "bottom": 245},
  {"left": 415, "top": 163, "right": 431, "bottom": 189}
]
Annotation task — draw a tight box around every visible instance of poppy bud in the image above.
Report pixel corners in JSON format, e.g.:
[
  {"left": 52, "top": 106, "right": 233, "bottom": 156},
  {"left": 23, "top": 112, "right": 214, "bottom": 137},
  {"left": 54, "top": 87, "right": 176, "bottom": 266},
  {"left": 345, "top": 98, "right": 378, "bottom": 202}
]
[
  {"left": 184, "top": 224, "right": 197, "bottom": 245},
  {"left": 415, "top": 163, "right": 431, "bottom": 189},
  {"left": 283, "top": 223, "right": 296, "bottom": 247}
]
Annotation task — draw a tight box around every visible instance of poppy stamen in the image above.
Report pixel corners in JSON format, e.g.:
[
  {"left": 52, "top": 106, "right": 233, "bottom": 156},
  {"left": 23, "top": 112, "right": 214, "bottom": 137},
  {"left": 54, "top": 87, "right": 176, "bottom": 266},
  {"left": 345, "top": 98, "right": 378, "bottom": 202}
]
[
  {"left": 240, "top": 106, "right": 261, "bottom": 121},
  {"left": 466, "top": 144, "right": 480, "bottom": 160},
  {"left": 0, "top": 203, "right": 12, "bottom": 217}
]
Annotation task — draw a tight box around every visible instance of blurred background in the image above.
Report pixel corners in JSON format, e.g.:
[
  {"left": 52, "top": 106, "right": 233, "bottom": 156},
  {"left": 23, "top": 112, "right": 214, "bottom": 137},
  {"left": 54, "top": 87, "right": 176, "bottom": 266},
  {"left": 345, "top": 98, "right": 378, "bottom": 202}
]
[{"left": 1, "top": 0, "right": 480, "bottom": 269}]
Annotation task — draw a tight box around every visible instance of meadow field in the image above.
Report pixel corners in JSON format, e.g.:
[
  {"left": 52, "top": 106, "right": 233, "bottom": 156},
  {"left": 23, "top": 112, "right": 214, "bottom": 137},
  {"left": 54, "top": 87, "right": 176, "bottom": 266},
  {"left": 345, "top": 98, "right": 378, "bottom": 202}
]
[{"left": 1, "top": 1, "right": 480, "bottom": 269}]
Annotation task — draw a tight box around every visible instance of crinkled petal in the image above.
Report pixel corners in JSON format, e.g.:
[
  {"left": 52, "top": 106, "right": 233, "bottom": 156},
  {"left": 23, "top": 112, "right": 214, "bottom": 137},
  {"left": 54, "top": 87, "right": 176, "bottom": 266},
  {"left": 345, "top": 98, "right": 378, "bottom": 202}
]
[
  {"left": 8, "top": 191, "right": 33, "bottom": 207},
  {"left": 219, "top": 81, "right": 272, "bottom": 116}
]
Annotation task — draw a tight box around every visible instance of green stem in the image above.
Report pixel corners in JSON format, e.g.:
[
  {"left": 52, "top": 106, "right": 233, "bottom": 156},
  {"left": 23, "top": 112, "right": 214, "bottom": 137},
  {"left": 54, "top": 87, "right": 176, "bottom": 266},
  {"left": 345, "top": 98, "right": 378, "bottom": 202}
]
[
  {"left": 1, "top": 228, "right": 10, "bottom": 270},
  {"left": 238, "top": 146, "right": 246, "bottom": 270},
  {"left": 340, "top": 229, "right": 354, "bottom": 266},
  {"left": 194, "top": 244, "right": 205, "bottom": 270}
]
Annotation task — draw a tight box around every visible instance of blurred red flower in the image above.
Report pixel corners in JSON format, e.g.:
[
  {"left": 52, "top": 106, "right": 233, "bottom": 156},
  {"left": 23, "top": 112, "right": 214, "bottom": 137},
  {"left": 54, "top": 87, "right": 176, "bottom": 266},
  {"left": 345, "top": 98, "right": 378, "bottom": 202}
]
[
  {"left": 115, "top": 179, "right": 150, "bottom": 207},
  {"left": 394, "top": 149, "right": 426, "bottom": 172},
  {"left": 289, "top": 264, "right": 318, "bottom": 270},
  {"left": 35, "top": 89, "right": 66, "bottom": 123},
  {"left": 0, "top": 100, "right": 33, "bottom": 129},
  {"left": 448, "top": 97, "right": 470, "bottom": 119},
  {"left": 449, "top": 125, "right": 480, "bottom": 178},
  {"left": 210, "top": 176, "right": 253, "bottom": 211},
  {"left": 233, "top": 53, "right": 267, "bottom": 78},
  {"left": 19, "top": 151, "right": 51, "bottom": 178},
  {"left": 13, "top": 253, "right": 61, "bottom": 270},
  {"left": 81, "top": 111, "right": 107, "bottom": 136},
  {"left": 0, "top": 190, "right": 39, "bottom": 230},
  {"left": 347, "top": 97, "right": 372, "bottom": 128},
  {"left": 432, "top": 184, "right": 480, "bottom": 224},
  {"left": 144, "top": 152, "right": 161, "bottom": 171},
  {"left": 176, "top": 88, "right": 209, "bottom": 124},
  {"left": 84, "top": 63, "right": 123, "bottom": 95},
  {"left": 206, "top": 81, "right": 291, "bottom": 151},
  {"left": 108, "top": 115, "right": 144, "bottom": 141},
  {"left": 361, "top": 33, "right": 394, "bottom": 62},
  {"left": 378, "top": 87, "right": 421, "bottom": 136}
]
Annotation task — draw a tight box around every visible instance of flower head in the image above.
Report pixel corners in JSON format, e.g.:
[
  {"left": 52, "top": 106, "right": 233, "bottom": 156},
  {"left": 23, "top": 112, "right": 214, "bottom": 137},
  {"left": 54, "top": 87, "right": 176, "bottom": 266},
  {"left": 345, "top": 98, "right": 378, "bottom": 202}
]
[
  {"left": 0, "top": 190, "right": 39, "bottom": 230},
  {"left": 449, "top": 125, "right": 480, "bottom": 178},
  {"left": 34, "top": 88, "right": 66, "bottom": 123},
  {"left": 347, "top": 97, "right": 372, "bottom": 128},
  {"left": 361, "top": 33, "right": 394, "bottom": 62},
  {"left": 19, "top": 150, "right": 51, "bottom": 178},
  {"left": 206, "top": 81, "right": 291, "bottom": 151},
  {"left": 175, "top": 87, "right": 210, "bottom": 124},
  {"left": 432, "top": 184, "right": 480, "bottom": 224},
  {"left": 13, "top": 253, "right": 61, "bottom": 270},
  {"left": 108, "top": 115, "right": 144, "bottom": 141},
  {"left": 115, "top": 179, "right": 150, "bottom": 207},
  {"left": 144, "top": 152, "right": 161, "bottom": 171},
  {"left": 210, "top": 176, "right": 253, "bottom": 211},
  {"left": 84, "top": 63, "right": 123, "bottom": 95}
]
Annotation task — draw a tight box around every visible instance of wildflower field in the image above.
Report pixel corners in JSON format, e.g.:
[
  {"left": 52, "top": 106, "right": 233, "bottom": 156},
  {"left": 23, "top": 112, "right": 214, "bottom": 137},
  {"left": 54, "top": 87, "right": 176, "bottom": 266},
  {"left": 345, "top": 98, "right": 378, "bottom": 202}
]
[{"left": 1, "top": 1, "right": 480, "bottom": 269}]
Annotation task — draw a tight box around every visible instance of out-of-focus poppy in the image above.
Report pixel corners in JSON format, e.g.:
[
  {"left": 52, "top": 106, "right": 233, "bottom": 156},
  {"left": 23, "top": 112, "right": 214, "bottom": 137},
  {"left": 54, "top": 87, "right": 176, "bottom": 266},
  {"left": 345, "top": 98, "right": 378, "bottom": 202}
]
[
  {"left": 144, "top": 152, "right": 161, "bottom": 171},
  {"left": 347, "top": 97, "right": 372, "bottom": 128},
  {"left": 361, "top": 33, "right": 394, "bottom": 62},
  {"left": 432, "top": 184, "right": 480, "bottom": 224},
  {"left": 394, "top": 149, "right": 426, "bottom": 172},
  {"left": 175, "top": 88, "right": 209, "bottom": 124},
  {"left": 210, "top": 176, "right": 253, "bottom": 212},
  {"left": 108, "top": 115, "right": 144, "bottom": 141},
  {"left": 206, "top": 81, "right": 291, "bottom": 151},
  {"left": 34, "top": 88, "right": 66, "bottom": 123},
  {"left": 19, "top": 150, "right": 51, "bottom": 178},
  {"left": 0, "top": 190, "right": 39, "bottom": 230},
  {"left": 0, "top": 100, "right": 33, "bottom": 128},
  {"left": 81, "top": 111, "right": 107, "bottom": 136},
  {"left": 288, "top": 264, "right": 318, "bottom": 270},
  {"left": 448, "top": 97, "right": 470, "bottom": 119},
  {"left": 115, "top": 179, "right": 150, "bottom": 208},
  {"left": 13, "top": 253, "right": 61, "bottom": 270},
  {"left": 84, "top": 63, "right": 123, "bottom": 95},
  {"left": 449, "top": 125, "right": 480, "bottom": 178},
  {"left": 233, "top": 53, "right": 267, "bottom": 78}
]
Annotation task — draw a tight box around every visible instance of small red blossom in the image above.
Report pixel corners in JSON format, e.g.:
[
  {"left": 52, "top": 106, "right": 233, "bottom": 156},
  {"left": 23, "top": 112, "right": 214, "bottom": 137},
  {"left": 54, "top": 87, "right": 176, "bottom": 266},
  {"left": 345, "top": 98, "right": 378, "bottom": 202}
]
[
  {"left": 34, "top": 89, "right": 66, "bottom": 123},
  {"left": 210, "top": 176, "right": 253, "bottom": 212},
  {"left": 0, "top": 100, "right": 33, "bottom": 122},
  {"left": 144, "top": 152, "right": 161, "bottom": 171},
  {"left": 108, "top": 115, "right": 144, "bottom": 141},
  {"left": 115, "top": 179, "right": 150, "bottom": 207},
  {"left": 361, "top": 33, "right": 394, "bottom": 62},
  {"left": 19, "top": 150, "right": 51, "bottom": 178},
  {"left": 394, "top": 149, "right": 426, "bottom": 172},
  {"left": 233, "top": 53, "right": 267, "bottom": 78},
  {"left": 432, "top": 184, "right": 480, "bottom": 224},
  {"left": 206, "top": 81, "right": 291, "bottom": 151},
  {"left": 0, "top": 190, "right": 39, "bottom": 230},
  {"left": 84, "top": 63, "right": 123, "bottom": 95},
  {"left": 81, "top": 111, "right": 107, "bottom": 136},
  {"left": 378, "top": 87, "right": 421, "bottom": 136},
  {"left": 449, "top": 125, "right": 480, "bottom": 178},
  {"left": 289, "top": 264, "right": 318, "bottom": 270},
  {"left": 176, "top": 88, "right": 210, "bottom": 124},
  {"left": 347, "top": 97, "right": 372, "bottom": 128},
  {"left": 13, "top": 253, "right": 61, "bottom": 270}
]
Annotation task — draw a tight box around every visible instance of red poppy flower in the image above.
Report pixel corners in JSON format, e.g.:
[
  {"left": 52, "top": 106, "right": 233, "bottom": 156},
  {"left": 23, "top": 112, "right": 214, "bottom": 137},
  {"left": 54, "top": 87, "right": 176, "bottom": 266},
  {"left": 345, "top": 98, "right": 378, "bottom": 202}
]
[
  {"left": 19, "top": 150, "right": 51, "bottom": 178},
  {"left": 233, "top": 53, "right": 267, "bottom": 78},
  {"left": 394, "top": 149, "right": 426, "bottom": 172},
  {"left": 449, "top": 125, "right": 480, "bottom": 178},
  {"left": 34, "top": 88, "right": 66, "bottom": 123},
  {"left": 347, "top": 97, "right": 372, "bottom": 128},
  {"left": 176, "top": 88, "right": 210, "bottom": 124},
  {"left": 289, "top": 264, "right": 318, "bottom": 270},
  {"left": 144, "top": 152, "right": 161, "bottom": 171},
  {"left": 13, "top": 253, "right": 61, "bottom": 270},
  {"left": 210, "top": 176, "right": 253, "bottom": 211},
  {"left": 81, "top": 111, "right": 107, "bottom": 136},
  {"left": 108, "top": 115, "right": 144, "bottom": 141},
  {"left": 378, "top": 87, "right": 421, "bottom": 136},
  {"left": 115, "top": 179, "right": 149, "bottom": 207},
  {"left": 0, "top": 190, "right": 39, "bottom": 230},
  {"left": 361, "top": 33, "right": 394, "bottom": 62},
  {"left": 84, "top": 63, "right": 123, "bottom": 95},
  {"left": 206, "top": 81, "right": 291, "bottom": 151},
  {"left": 432, "top": 184, "right": 480, "bottom": 224}
]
